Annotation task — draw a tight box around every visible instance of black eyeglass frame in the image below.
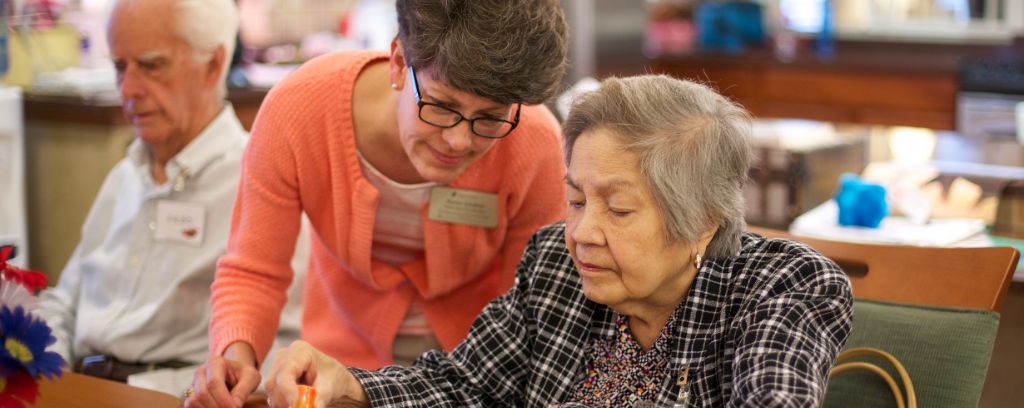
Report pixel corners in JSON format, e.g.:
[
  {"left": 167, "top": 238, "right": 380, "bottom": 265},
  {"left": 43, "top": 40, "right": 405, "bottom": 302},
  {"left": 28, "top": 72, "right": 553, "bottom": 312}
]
[{"left": 408, "top": 65, "right": 521, "bottom": 139}]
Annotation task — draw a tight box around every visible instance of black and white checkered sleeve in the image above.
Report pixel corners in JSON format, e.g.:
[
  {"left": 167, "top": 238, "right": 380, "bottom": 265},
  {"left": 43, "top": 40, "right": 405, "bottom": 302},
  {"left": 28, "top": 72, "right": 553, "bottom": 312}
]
[
  {"left": 347, "top": 227, "right": 551, "bottom": 407},
  {"left": 727, "top": 245, "right": 853, "bottom": 408}
]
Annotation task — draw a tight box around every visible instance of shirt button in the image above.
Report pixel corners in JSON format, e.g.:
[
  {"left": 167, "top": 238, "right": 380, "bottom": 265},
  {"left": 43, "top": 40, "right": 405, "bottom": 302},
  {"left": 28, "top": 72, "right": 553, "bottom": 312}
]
[
  {"left": 148, "top": 221, "right": 157, "bottom": 231},
  {"left": 128, "top": 256, "right": 140, "bottom": 267}
]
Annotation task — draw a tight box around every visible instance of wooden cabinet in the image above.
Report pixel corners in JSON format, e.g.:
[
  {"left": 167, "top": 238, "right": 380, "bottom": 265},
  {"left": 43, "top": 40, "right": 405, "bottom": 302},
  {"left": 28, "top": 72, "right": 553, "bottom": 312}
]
[
  {"left": 24, "top": 117, "right": 134, "bottom": 281},
  {"left": 650, "top": 44, "right": 970, "bottom": 130},
  {"left": 24, "top": 88, "right": 266, "bottom": 280}
]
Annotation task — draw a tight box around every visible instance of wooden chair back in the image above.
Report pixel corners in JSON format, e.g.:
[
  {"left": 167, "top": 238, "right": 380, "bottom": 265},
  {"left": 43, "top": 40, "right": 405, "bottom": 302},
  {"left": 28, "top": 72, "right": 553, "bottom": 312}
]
[{"left": 749, "top": 227, "right": 1019, "bottom": 312}]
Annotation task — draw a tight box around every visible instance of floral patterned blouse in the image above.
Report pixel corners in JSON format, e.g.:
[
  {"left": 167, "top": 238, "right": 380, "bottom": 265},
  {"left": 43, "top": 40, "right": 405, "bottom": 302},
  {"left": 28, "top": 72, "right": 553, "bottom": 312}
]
[{"left": 569, "top": 308, "right": 682, "bottom": 407}]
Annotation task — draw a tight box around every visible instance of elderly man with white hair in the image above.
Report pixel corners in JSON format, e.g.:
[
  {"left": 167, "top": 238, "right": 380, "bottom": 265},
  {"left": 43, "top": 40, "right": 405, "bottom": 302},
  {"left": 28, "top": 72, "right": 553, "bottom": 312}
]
[{"left": 39, "top": 0, "right": 268, "bottom": 386}]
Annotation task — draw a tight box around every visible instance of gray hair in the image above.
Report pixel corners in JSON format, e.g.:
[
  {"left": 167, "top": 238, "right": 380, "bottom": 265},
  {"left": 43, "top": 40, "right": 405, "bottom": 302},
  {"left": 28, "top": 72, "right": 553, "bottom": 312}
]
[
  {"left": 173, "top": 0, "right": 238, "bottom": 99},
  {"left": 396, "top": 0, "right": 568, "bottom": 105},
  {"left": 562, "top": 75, "right": 752, "bottom": 259}
]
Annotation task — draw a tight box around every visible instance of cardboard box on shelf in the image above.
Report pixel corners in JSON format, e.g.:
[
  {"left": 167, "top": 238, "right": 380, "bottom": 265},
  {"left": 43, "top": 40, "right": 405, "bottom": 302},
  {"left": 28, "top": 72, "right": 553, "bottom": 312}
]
[
  {"left": 744, "top": 121, "right": 868, "bottom": 229},
  {"left": 925, "top": 161, "right": 1024, "bottom": 237}
]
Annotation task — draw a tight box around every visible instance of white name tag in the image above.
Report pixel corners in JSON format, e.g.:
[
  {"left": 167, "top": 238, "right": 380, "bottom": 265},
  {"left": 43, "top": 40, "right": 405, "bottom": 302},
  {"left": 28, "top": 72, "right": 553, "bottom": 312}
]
[
  {"left": 154, "top": 200, "right": 206, "bottom": 246},
  {"left": 428, "top": 187, "right": 499, "bottom": 228}
]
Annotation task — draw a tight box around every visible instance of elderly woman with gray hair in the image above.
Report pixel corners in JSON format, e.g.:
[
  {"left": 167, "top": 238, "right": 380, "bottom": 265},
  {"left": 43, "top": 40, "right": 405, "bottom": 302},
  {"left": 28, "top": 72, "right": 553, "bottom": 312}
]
[{"left": 262, "top": 75, "right": 853, "bottom": 408}]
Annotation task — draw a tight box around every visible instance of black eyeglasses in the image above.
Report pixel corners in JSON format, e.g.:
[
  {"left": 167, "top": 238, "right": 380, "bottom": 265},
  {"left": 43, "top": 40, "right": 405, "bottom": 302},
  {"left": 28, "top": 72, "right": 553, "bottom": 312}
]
[{"left": 409, "top": 66, "right": 521, "bottom": 139}]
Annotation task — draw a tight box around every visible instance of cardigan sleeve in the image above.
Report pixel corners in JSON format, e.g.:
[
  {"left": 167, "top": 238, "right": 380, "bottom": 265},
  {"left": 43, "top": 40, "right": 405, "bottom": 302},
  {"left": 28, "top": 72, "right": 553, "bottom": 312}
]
[
  {"left": 348, "top": 228, "right": 547, "bottom": 407},
  {"left": 726, "top": 253, "right": 853, "bottom": 408},
  {"left": 208, "top": 84, "right": 305, "bottom": 363}
]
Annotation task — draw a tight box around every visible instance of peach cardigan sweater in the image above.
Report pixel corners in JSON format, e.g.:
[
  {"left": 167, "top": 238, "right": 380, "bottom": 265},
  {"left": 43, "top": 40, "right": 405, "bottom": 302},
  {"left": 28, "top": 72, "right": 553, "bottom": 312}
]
[{"left": 209, "top": 51, "right": 566, "bottom": 369}]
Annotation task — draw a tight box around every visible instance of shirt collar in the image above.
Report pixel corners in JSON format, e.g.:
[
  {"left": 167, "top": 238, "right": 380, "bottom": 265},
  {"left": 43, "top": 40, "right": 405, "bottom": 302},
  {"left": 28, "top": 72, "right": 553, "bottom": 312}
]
[{"left": 127, "top": 104, "right": 245, "bottom": 185}]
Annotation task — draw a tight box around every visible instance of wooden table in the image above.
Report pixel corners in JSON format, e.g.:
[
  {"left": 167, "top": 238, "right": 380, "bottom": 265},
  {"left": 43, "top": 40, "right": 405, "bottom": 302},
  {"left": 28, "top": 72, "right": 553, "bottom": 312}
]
[
  {"left": 35, "top": 371, "right": 271, "bottom": 407},
  {"left": 36, "top": 371, "right": 182, "bottom": 408}
]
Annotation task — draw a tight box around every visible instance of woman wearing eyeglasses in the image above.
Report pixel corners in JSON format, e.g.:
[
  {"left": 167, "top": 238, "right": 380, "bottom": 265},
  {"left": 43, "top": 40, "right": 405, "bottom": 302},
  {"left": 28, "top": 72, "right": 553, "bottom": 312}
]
[{"left": 185, "top": 1, "right": 568, "bottom": 407}]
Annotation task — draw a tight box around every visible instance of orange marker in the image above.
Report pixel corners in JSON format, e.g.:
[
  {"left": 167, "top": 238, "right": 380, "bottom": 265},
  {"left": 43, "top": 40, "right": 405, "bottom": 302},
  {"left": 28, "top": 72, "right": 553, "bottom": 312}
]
[{"left": 294, "top": 385, "right": 316, "bottom": 408}]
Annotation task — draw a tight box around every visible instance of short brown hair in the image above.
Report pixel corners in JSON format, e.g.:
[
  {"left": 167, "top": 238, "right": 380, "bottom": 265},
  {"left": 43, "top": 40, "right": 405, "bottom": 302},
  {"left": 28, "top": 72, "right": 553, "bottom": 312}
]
[{"left": 396, "top": 0, "right": 568, "bottom": 105}]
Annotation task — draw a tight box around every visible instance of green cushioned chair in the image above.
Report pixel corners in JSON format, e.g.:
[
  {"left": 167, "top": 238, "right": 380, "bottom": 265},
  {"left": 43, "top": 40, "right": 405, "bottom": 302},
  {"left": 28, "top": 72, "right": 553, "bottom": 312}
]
[{"left": 823, "top": 299, "right": 1001, "bottom": 408}]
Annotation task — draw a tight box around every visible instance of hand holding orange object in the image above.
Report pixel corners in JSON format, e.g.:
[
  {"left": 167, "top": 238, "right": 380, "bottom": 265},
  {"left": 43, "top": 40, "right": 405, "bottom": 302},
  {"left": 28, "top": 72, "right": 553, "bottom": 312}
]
[
  {"left": 293, "top": 385, "right": 316, "bottom": 408},
  {"left": 265, "top": 340, "right": 369, "bottom": 408}
]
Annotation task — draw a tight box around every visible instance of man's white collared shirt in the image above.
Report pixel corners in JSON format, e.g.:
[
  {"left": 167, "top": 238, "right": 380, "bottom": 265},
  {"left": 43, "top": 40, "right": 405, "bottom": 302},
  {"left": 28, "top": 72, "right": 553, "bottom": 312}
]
[{"left": 40, "top": 105, "right": 249, "bottom": 365}]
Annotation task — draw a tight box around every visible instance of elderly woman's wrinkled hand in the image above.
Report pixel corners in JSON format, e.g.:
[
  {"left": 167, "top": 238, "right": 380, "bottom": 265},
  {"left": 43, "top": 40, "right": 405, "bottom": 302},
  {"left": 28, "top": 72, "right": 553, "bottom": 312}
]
[{"left": 264, "top": 340, "right": 369, "bottom": 408}]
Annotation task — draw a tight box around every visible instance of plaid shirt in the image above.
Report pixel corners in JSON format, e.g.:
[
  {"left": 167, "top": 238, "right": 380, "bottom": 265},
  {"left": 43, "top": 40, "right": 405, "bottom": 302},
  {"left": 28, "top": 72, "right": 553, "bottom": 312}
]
[{"left": 351, "top": 222, "right": 852, "bottom": 407}]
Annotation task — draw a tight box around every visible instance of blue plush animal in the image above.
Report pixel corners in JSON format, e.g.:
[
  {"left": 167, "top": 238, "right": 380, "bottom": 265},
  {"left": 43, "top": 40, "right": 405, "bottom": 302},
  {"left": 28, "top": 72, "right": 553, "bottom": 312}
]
[{"left": 835, "top": 173, "right": 888, "bottom": 228}]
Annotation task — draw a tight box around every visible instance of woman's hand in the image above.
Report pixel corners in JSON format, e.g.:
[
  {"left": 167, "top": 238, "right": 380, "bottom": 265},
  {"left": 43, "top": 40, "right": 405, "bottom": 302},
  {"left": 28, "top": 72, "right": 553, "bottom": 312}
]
[
  {"left": 265, "top": 340, "right": 369, "bottom": 408},
  {"left": 184, "top": 342, "right": 262, "bottom": 408}
]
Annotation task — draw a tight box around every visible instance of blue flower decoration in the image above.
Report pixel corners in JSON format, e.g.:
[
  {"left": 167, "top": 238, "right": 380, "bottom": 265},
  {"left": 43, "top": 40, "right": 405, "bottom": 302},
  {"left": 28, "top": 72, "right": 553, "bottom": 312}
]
[{"left": 0, "top": 306, "right": 64, "bottom": 380}]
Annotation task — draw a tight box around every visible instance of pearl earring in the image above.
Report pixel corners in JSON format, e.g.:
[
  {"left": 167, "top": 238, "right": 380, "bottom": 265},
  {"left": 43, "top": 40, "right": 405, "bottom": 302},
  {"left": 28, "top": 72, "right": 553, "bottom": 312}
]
[{"left": 391, "top": 83, "right": 398, "bottom": 90}]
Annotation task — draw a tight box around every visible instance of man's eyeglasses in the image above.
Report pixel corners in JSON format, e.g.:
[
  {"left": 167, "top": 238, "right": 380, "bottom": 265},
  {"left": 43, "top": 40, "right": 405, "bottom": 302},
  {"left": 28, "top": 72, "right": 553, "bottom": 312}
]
[{"left": 409, "top": 66, "right": 521, "bottom": 139}]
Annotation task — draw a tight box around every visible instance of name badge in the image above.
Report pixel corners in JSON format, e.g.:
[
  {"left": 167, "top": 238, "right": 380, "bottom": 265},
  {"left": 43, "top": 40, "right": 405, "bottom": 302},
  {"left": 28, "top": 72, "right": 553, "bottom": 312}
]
[
  {"left": 154, "top": 200, "right": 206, "bottom": 246},
  {"left": 428, "top": 187, "right": 499, "bottom": 228}
]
